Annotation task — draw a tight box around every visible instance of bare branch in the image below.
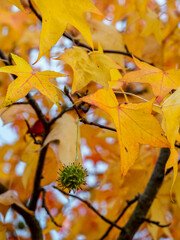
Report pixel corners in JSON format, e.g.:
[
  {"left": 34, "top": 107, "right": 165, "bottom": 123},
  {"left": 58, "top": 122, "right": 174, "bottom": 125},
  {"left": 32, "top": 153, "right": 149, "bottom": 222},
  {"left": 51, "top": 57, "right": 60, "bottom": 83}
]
[
  {"left": 100, "top": 194, "right": 140, "bottom": 240},
  {"left": 142, "top": 218, "right": 171, "bottom": 228},
  {"left": 41, "top": 188, "right": 62, "bottom": 228},
  {"left": 53, "top": 186, "right": 123, "bottom": 231},
  {"left": 65, "top": 92, "right": 116, "bottom": 132},
  {"left": 28, "top": 145, "right": 49, "bottom": 211},
  {"left": 0, "top": 183, "right": 43, "bottom": 240},
  {"left": 117, "top": 148, "right": 170, "bottom": 240}
]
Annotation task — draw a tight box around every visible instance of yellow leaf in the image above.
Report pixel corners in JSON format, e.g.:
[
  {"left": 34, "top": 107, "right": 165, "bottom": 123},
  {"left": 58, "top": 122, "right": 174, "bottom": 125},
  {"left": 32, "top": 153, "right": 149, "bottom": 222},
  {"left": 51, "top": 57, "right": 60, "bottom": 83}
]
[
  {"left": 8, "top": 0, "right": 26, "bottom": 12},
  {"left": 141, "top": 9, "right": 162, "bottom": 43},
  {"left": 0, "top": 54, "right": 64, "bottom": 106},
  {"left": 162, "top": 87, "right": 180, "bottom": 185},
  {"left": 43, "top": 114, "right": 82, "bottom": 165},
  {"left": 32, "top": 0, "right": 101, "bottom": 60},
  {"left": 60, "top": 47, "right": 121, "bottom": 93},
  {"left": 81, "top": 89, "right": 169, "bottom": 175},
  {"left": 122, "top": 57, "right": 180, "bottom": 104}
]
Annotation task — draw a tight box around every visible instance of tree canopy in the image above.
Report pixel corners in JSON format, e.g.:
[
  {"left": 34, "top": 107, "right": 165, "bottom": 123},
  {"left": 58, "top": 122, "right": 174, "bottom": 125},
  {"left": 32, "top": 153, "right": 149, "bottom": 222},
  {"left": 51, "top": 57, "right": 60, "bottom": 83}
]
[{"left": 0, "top": 0, "right": 180, "bottom": 239}]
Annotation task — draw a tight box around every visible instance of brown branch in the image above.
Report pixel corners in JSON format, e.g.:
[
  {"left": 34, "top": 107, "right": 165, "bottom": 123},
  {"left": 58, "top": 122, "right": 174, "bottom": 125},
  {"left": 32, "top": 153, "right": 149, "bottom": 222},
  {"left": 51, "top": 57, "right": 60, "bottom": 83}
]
[
  {"left": 53, "top": 186, "right": 123, "bottom": 230},
  {"left": 117, "top": 148, "right": 170, "bottom": 240},
  {"left": 41, "top": 188, "right": 62, "bottom": 228},
  {"left": 65, "top": 92, "right": 116, "bottom": 132},
  {"left": 0, "top": 183, "right": 43, "bottom": 240},
  {"left": 142, "top": 218, "right": 171, "bottom": 228},
  {"left": 100, "top": 194, "right": 140, "bottom": 240},
  {"left": 25, "top": 120, "right": 42, "bottom": 145},
  {"left": 28, "top": 144, "right": 49, "bottom": 211}
]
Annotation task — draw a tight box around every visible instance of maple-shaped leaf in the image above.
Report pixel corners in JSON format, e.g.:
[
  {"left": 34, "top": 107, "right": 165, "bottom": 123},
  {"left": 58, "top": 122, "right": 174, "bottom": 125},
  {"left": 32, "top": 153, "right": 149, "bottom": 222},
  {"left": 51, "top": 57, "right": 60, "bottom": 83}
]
[
  {"left": 31, "top": 0, "right": 101, "bottom": 60},
  {"left": 81, "top": 88, "right": 169, "bottom": 176},
  {"left": 162, "top": 87, "right": 180, "bottom": 184},
  {"left": 60, "top": 47, "right": 121, "bottom": 93},
  {"left": 0, "top": 54, "right": 64, "bottom": 107},
  {"left": 121, "top": 57, "right": 180, "bottom": 104}
]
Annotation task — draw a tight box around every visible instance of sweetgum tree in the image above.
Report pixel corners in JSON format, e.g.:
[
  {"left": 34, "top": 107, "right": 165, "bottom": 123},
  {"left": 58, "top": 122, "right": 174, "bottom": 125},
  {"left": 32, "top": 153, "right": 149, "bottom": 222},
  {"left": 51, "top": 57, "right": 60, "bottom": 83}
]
[{"left": 0, "top": 0, "right": 180, "bottom": 239}]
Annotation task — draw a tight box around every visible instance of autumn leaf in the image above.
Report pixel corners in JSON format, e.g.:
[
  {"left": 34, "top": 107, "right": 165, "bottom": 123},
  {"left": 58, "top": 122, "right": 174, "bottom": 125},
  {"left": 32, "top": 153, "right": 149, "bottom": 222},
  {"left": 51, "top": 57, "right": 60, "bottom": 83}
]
[
  {"left": 121, "top": 57, "right": 180, "bottom": 104},
  {"left": 31, "top": 0, "right": 101, "bottom": 60},
  {"left": 0, "top": 54, "right": 64, "bottom": 106},
  {"left": 60, "top": 47, "right": 121, "bottom": 93},
  {"left": 161, "top": 87, "right": 180, "bottom": 186},
  {"left": 43, "top": 114, "right": 82, "bottom": 165},
  {"left": 81, "top": 88, "right": 169, "bottom": 175},
  {"left": 0, "top": 104, "right": 35, "bottom": 124},
  {"left": 141, "top": 8, "right": 162, "bottom": 43}
]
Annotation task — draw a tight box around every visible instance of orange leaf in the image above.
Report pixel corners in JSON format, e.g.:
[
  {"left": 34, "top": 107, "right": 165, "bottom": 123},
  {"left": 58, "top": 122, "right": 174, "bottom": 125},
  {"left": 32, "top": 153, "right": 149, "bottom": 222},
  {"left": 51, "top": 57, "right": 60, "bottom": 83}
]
[
  {"left": 81, "top": 88, "right": 169, "bottom": 175},
  {"left": 122, "top": 57, "right": 180, "bottom": 104}
]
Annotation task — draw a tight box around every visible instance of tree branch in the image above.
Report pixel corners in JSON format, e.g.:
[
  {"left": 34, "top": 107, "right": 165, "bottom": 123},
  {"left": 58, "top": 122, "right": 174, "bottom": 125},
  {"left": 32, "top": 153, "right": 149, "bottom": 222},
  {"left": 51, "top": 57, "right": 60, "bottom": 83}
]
[
  {"left": 100, "top": 194, "right": 140, "bottom": 240},
  {"left": 142, "top": 218, "right": 171, "bottom": 228},
  {"left": 66, "top": 92, "right": 116, "bottom": 132},
  {"left": 0, "top": 183, "right": 43, "bottom": 240},
  {"left": 28, "top": 145, "right": 49, "bottom": 211},
  {"left": 41, "top": 188, "right": 62, "bottom": 228},
  {"left": 117, "top": 148, "right": 170, "bottom": 240},
  {"left": 53, "top": 186, "right": 123, "bottom": 230}
]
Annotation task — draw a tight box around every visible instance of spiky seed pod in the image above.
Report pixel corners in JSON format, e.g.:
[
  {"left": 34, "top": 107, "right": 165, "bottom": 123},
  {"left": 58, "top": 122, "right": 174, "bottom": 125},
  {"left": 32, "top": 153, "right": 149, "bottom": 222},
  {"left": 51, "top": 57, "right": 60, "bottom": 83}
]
[{"left": 57, "top": 163, "right": 87, "bottom": 192}]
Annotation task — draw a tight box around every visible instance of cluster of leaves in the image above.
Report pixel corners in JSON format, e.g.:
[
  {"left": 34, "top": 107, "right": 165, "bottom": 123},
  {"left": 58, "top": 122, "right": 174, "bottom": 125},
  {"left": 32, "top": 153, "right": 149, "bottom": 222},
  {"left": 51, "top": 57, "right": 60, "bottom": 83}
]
[{"left": 0, "top": 0, "right": 180, "bottom": 239}]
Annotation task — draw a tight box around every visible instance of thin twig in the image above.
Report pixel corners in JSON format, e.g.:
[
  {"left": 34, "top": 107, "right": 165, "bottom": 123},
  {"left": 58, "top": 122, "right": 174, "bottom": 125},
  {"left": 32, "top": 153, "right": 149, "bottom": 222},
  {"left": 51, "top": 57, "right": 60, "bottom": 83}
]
[
  {"left": 0, "top": 183, "right": 43, "bottom": 240},
  {"left": 141, "top": 218, "right": 171, "bottom": 228},
  {"left": 41, "top": 189, "right": 62, "bottom": 228},
  {"left": 100, "top": 194, "right": 140, "bottom": 240},
  {"left": 25, "top": 120, "right": 42, "bottom": 145},
  {"left": 66, "top": 92, "right": 116, "bottom": 132},
  {"left": 10, "top": 101, "right": 29, "bottom": 105},
  {"left": 53, "top": 186, "right": 123, "bottom": 231}
]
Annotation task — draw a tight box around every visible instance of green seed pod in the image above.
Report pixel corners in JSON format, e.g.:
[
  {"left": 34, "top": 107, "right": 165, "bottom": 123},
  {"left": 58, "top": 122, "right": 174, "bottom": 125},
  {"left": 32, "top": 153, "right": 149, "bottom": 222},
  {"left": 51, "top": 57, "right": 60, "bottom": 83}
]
[{"left": 57, "top": 163, "right": 87, "bottom": 192}]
